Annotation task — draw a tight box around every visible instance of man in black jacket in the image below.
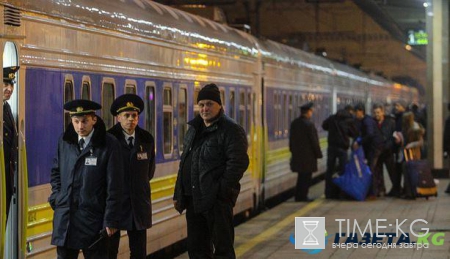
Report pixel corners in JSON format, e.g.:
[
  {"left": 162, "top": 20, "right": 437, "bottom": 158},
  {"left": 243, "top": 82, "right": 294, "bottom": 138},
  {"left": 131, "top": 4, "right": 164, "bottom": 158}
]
[
  {"left": 289, "top": 102, "right": 323, "bottom": 202},
  {"left": 3, "top": 66, "right": 19, "bottom": 221},
  {"left": 108, "top": 94, "right": 156, "bottom": 259},
  {"left": 353, "top": 103, "right": 384, "bottom": 199},
  {"left": 373, "top": 103, "right": 397, "bottom": 197},
  {"left": 49, "top": 100, "right": 123, "bottom": 259},
  {"left": 322, "top": 108, "right": 358, "bottom": 199},
  {"left": 173, "top": 83, "right": 249, "bottom": 259}
]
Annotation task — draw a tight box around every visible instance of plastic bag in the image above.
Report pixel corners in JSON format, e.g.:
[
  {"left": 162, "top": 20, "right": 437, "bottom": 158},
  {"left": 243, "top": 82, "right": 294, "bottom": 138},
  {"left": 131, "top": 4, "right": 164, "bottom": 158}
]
[{"left": 333, "top": 148, "right": 372, "bottom": 201}]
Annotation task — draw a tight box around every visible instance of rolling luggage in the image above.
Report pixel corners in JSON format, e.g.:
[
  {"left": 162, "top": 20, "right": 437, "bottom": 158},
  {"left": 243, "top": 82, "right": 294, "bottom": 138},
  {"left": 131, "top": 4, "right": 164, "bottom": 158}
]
[{"left": 403, "top": 148, "right": 437, "bottom": 199}]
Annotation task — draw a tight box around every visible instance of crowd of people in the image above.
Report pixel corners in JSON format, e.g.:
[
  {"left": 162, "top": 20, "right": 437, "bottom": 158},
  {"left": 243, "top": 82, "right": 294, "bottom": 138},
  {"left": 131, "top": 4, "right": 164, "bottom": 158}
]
[{"left": 289, "top": 100, "right": 427, "bottom": 202}]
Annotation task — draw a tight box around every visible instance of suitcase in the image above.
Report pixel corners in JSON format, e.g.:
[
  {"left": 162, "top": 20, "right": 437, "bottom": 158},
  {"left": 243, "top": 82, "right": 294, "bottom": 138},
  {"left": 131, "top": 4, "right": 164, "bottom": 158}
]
[{"left": 403, "top": 149, "right": 438, "bottom": 199}]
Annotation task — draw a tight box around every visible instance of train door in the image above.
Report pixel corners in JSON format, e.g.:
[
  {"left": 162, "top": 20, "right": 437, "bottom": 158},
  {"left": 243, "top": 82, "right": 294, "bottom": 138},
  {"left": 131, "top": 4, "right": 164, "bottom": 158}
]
[{"left": 2, "top": 41, "right": 27, "bottom": 259}]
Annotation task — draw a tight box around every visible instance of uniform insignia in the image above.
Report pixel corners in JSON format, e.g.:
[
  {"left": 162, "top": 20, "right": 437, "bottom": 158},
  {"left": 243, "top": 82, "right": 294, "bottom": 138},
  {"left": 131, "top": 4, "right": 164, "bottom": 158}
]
[{"left": 76, "top": 107, "right": 83, "bottom": 112}]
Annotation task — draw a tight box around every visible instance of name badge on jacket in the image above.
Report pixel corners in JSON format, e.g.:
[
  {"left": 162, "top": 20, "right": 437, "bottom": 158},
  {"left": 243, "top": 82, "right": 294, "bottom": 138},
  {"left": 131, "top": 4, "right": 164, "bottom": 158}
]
[
  {"left": 137, "top": 152, "right": 148, "bottom": 160},
  {"left": 85, "top": 156, "right": 97, "bottom": 166}
]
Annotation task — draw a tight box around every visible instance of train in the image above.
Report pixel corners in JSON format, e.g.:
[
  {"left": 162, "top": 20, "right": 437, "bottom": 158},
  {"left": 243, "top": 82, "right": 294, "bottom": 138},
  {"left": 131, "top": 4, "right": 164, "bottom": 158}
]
[{"left": 0, "top": 0, "right": 417, "bottom": 258}]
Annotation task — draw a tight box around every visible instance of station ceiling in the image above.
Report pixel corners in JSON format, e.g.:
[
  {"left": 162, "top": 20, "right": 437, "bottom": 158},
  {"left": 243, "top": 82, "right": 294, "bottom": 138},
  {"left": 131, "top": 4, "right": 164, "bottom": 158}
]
[{"left": 154, "top": 0, "right": 427, "bottom": 42}]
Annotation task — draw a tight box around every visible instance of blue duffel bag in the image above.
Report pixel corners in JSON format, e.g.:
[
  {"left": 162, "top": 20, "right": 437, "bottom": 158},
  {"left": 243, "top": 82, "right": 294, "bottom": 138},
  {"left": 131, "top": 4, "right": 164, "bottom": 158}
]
[{"left": 333, "top": 148, "right": 372, "bottom": 201}]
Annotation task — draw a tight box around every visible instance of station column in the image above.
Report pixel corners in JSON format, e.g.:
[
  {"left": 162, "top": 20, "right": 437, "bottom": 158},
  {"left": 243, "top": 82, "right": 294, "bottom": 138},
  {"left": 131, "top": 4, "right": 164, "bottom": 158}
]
[{"left": 426, "top": 0, "right": 449, "bottom": 176}]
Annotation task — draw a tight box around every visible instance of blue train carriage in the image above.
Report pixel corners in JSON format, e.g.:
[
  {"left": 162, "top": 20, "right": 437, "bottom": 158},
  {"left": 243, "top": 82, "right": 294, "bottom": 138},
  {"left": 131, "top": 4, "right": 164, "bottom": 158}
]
[
  {"left": 0, "top": 0, "right": 260, "bottom": 258},
  {"left": 257, "top": 39, "right": 333, "bottom": 201}
]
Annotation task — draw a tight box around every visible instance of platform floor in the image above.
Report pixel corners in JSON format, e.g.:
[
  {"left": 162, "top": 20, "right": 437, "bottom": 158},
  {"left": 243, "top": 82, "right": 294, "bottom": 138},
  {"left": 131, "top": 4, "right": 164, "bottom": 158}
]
[{"left": 175, "top": 178, "right": 450, "bottom": 259}]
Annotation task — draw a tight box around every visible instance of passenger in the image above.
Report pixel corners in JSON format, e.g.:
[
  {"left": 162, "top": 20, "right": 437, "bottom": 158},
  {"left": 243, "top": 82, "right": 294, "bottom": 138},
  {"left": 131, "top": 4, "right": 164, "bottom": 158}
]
[
  {"left": 352, "top": 103, "right": 384, "bottom": 199},
  {"left": 289, "top": 102, "right": 323, "bottom": 202},
  {"left": 107, "top": 94, "right": 156, "bottom": 259},
  {"left": 411, "top": 103, "right": 426, "bottom": 130},
  {"left": 401, "top": 111, "right": 425, "bottom": 199},
  {"left": 322, "top": 107, "right": 358, "bottom": 199},
  {"left": 392, "top": 100, "right": 407, "bottom": 195},
  {"left": 173, "top": 83, "right": 249, "bottom": 259},
  {"left": 372, "top": 103, "right": 397, "bottom": 197},
  {"left": 48, "top": 100, "right": 123, "bottom": 259},
  {"left": 3, "top": 66, "right": 19, "bottom": 221},
  {"left": 443, "top": 104, "right": 450, "bottom": 194}
]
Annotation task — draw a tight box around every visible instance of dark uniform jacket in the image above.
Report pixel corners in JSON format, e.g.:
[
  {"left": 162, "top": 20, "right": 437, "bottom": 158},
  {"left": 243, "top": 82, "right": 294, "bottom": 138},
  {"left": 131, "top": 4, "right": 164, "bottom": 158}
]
[
  {"left": 322, "top": 110, "right": 358, "bottom": 150},
  {"left": 289, "top": 115, "right": 323, "bottom": 173},
  {"left": 3, "top": 102, "right": 17, "bottom": 210},
  {"left": 173, "top": 113, "right": 249, "bottom": 214},
  {"left": 49, "top": 117, "right": 123, "bottom": 249},
  {"left": 108, "top": 123, "right": 155, "bottom": 230}
]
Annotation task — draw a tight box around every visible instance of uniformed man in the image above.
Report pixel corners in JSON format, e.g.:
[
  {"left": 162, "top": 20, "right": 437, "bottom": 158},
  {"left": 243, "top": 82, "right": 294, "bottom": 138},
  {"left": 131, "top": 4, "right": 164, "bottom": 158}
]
[
  {"left": 107, "top": 94, "right": 155, "bottom": 259},
  {"left": 289, "top": 102, "right": 323, "bottom": 202},
  {"left": 3, "top": 66, "right": 19, "bottom": 220},
  {"left": 48, "top": 100, "right": 123, "bottom": 259}
]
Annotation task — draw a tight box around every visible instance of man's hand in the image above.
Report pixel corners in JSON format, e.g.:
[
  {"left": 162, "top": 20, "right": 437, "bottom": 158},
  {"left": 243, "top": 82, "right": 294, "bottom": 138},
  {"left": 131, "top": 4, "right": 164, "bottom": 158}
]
[{"left": 106, "top": 227, "right": 117, "bottom": 237}]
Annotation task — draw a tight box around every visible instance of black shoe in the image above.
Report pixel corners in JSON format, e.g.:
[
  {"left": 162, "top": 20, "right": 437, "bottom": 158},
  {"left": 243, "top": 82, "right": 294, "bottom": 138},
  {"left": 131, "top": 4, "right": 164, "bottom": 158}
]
[{"left": 387, "top": 190, "right": 400, "bottom": 197}]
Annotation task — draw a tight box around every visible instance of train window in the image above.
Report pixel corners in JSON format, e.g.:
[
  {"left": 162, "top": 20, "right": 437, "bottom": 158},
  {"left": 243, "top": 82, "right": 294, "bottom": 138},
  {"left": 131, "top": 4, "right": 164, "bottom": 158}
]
[
  {"left": 274, "top": 93, "right": 279, "bottom": 137},
  {"left": 288, "top": 95, "right": 293, "bottom": 127},
  {"left": 163, "top": 85, "right": 173, "bottom": 156},
  {"left": 220, "top": 88, "right": 226, "bottom": 114},
  {"left": 229, "top": 90, "right": 235, "bottom": 119},
  {"left": 81, "top": 81, "right": 91, "bottom": 100},
  {"left": 145, "top": 83, "right": 156, "bottom": 138},
  {"left": 102, "top": 79, "right": 115, "bottom": 129},
  {"left": 125, "top": 80, "right": 137, "bottom": 94},
  {"left": 283, "top": 94, "right": 288, "bottom": 137},
  {"left": 239, "top": 90, "right": 246, "bottom": 129},
  {"left": 194, "top": 85, "right": 200, "bottom": 117},
  {"left": 247, "top": 92, "right": 251, "bottom": 134},
  {"left": 63, "top": 76, "right": 74, "bottom": 129},
  {"left": 178, "top": 86, "right": 187, "bottom": 154}
]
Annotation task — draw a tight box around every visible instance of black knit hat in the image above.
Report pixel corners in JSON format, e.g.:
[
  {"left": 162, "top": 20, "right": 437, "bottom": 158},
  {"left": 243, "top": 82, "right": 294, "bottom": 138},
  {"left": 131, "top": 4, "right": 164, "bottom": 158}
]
[{"left": 197, "top": 83, "right": 222, "bottom": 105}]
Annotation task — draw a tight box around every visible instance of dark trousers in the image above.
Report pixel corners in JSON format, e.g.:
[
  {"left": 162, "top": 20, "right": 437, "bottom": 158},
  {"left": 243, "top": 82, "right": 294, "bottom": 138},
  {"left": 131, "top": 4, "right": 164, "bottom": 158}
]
[
  {"left": 5, "top": 165, "right": 13, "bottom": 221},
  {"left": 108, "top": 228, "right": 147, "bottom": 259},
  {"left": 57, "top": 242, "right": 108, "bottom": 259},
  {"left": 375, "top": 150, "right": 396, "bottom": 194},
  {"left": 185, "top": 197, "right": 235, "bottom": 259},
  {"left": 325, "top": 147, "right": 348, "bottom": 199},
  {"left": 366, "top": 148, "right": 382, "bottom": 196},
  {"left": 295, "top": 172, "right": 312, "bottom": 201},
  {"left": 394, "top": 152, "right": 404, "bottom": 194}
]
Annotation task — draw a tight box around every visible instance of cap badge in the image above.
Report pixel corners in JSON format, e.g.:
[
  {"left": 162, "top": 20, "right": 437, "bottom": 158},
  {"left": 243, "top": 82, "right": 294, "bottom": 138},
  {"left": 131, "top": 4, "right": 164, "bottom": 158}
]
[
  {"left": 76, "top": 107, "right": 83, "bottom": 112},
  {"left": 126, "top": 102, "right": 134, "bottom": 107}
]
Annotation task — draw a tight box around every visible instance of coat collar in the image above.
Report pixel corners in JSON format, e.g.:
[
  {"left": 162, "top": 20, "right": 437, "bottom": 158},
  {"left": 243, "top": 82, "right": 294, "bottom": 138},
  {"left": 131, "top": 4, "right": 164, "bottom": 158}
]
[
  {"left": 188, "top": 110, "right": 225, "bottom": 132},
  {"left": 63, "top": 116, "right": 107, "bottom": 147},
  {"left": 108, "top": 123, "right": 153, "bottom": 144}
]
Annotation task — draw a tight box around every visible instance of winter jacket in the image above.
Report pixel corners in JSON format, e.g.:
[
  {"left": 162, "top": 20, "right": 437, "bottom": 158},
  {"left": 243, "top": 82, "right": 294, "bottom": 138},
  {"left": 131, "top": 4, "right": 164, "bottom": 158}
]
[
  {"left": 173, "top": 113, "right": 249, "bottom": 213},
  {"left": 49, "top": 117, "right": 123, "bottom": 249},
  {"left": 108, "top": 123, "right": 155, "bottom": 230}
]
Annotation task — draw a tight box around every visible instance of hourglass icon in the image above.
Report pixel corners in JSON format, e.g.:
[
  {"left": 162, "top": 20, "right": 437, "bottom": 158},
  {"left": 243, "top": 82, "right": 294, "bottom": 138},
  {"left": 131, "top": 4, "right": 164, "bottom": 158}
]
[{"left": 302, "top": 221, "right": 319, "bottom": 245}]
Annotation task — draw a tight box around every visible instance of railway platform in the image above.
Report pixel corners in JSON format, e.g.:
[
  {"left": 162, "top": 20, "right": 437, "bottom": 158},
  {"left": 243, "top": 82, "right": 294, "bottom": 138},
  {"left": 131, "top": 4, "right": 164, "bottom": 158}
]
[{"left": 175, "top": 178, "right": 450, "bottom": 259}]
